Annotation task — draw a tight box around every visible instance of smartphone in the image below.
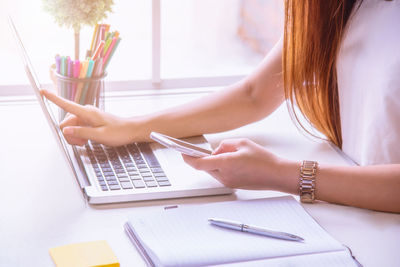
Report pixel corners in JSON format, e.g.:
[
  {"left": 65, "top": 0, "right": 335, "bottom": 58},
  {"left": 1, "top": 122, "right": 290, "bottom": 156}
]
[{"left": 150, "top": 132, "right": 212, "bottom": 157}]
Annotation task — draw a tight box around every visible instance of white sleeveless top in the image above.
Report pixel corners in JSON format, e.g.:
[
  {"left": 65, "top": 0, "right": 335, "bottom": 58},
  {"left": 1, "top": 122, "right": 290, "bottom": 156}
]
[{"left": 337, "top": 0, "right": 400, "bottom": 165}]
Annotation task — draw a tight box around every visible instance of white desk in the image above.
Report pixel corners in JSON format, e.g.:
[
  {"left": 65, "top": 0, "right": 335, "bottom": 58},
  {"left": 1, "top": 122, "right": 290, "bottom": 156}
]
[{"left": 0, "top": 89, "right": 399, "bottom": 266}]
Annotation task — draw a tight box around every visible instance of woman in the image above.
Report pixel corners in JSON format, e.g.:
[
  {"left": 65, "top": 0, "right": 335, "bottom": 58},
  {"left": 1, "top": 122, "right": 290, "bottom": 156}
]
[{"left": 42, "top": 0, "right": 400, "bottom": 213}]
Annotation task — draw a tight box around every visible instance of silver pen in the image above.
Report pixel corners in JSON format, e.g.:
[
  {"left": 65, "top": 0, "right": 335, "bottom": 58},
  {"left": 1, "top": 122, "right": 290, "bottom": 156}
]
[{"left": 208, "top": 218, "right": 304, "bottom": 242}]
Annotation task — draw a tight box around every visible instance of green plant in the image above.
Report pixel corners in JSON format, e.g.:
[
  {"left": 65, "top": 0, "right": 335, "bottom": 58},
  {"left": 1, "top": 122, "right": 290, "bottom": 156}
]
[{"left": 43, "top": 0, "right": 114, "bottom": 60}]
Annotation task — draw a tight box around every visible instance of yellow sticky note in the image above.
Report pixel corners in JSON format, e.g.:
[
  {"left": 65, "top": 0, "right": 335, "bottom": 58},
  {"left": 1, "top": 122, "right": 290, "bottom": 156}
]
[{"left": 49, "top": 240, "right": 120, "bottom": 267}]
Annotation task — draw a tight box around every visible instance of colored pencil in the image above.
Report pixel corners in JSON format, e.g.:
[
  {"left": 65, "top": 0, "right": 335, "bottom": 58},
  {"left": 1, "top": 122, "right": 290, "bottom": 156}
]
[
  {"left": 104, "top": 38, "right": 121, "bottom": 70},
  {"left": 103, "top": 37, "right": 117, "bottom": 65},
  {"left": 91, "top": 40, "right": 105, "bottom": 61},
  {"left": 67, "top": 57, "right": 72, "bottom": 100},
  {"left": 72, "top": 60, "right": 80, "bottom": 100},
  {"left": 74, "top": 61, "right": 89, "bottom": 103},
  {"left": 80, "top": 60, "right": 95, "bottom": 105},
  {"left": 89, "top": 24, "right": 100, "bottom": 53},
  {"left": 102, "top": 37, "right": 113, "bottom": 57}
]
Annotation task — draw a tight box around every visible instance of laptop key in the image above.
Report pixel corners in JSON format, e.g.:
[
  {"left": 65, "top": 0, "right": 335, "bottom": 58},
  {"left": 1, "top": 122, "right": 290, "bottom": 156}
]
[
  {"left": 100, "top": 185, "right": 109, "bottom": 191},
  {"left": 99, "top": 180, "right": 107, "bottom": 186},
  {"left": 114, "top": 168, "right": 125, "bottom": 174},
  {"left": 118, "top": 177, "right": 130, "bottom": 182},
  {"left": 102, "top": 167, "right": 113, "bottom": 172},
  {"left": 107, "top": 180, "right": 119, "bottom": 185},
  {"left": 145, "top": 181, "right": 158, "bottom": 187},
  {"left": 155, "top": 176, "right": 169, "bottom": 182},
  {"left": 103, "top": 171, "right": 115, "bottom": 177},
  {"left": 143, "top": 176, "right": 154, "bottom": 182},
  {"left": 109, "top": 184, "right": 121, "bottom": 190},
  {"left": 130, "top": 175, "right": 142, "bottom": 181},
  {"left": 150, "top": 167, "right": 163, "bottom": 173},
  {"left": 137, "top": 164, "right": 148, "bottom": 169},
  {"left": 100, "top": 163, "right": 111, "bottom": 168},
  {"left": 132, "top": 180, "right": 146, "bottom": 188},
  {"left": 113, "top": 162, "right": 123, "bottom": 167},
  {"left": 158, "top": 180, "right": 171, "bottom": 187},
  {"left": 120, "top": 182, "right": 133, "bottom": 189},
  {"left": 117, "top": 173, "right": 128, "bottom": 178}
]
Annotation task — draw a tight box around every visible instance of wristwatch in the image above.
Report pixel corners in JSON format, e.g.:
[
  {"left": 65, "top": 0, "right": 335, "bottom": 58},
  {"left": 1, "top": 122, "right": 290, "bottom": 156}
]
[{"left": 299, "top": 160, "right": 318, "bottom": 203}]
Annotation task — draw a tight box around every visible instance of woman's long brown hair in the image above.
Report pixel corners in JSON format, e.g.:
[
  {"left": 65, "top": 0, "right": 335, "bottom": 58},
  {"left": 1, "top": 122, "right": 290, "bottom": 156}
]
[{"left": 283, "top": 0, "right": 357, "bottom": 148}]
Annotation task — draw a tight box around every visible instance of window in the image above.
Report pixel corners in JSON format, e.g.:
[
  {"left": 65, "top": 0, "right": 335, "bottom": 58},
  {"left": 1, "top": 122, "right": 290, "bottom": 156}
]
[
  {"left": 1, "top": 0, "right": 283, "bottom": 95},
  {"left": 161, "top": 0, "right": 262, "bottom": 79}
]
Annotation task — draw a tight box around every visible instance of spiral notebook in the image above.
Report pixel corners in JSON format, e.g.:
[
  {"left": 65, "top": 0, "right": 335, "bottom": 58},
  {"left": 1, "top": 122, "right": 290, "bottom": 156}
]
[{"left": 124, "top": 196, "right": 361, "bottom": 267}]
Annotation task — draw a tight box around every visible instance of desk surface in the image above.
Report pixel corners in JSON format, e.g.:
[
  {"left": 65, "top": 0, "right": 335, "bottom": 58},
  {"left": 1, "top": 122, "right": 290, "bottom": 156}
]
[{"left": 0, "top": 90, "right": 399, "bottom": 266}]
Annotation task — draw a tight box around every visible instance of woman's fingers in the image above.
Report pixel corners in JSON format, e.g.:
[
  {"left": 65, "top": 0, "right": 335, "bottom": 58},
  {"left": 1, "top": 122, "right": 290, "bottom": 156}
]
[
  {"left": 213, "top": 139, "right": 249, "bottom": 154},
  {"left": 41, "top": 89, "right": 92, "bottom": 121},
  {"left": 60, "top": 113, "right": 80, "bottom": 130},
  {"left": 41, "top": 89, "right": 128, "bottom": 146},
  {"left": 182, "top": 154, "right": 224, "bottom": 171},
  {"left": 63, "top": 135, "right": 88, "bottom": 146},
  {"left": 63, "top": 126, "right": 104, "bottom": 143},
  {"left": 183, "top": 139, "right": 250, "bottom": 170}
]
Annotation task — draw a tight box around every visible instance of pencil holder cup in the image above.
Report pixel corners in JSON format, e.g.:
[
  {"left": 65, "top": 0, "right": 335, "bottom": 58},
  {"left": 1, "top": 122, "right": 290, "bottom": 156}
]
[{"left": 51, "top": 66, "right": 106, "bottom": 121}]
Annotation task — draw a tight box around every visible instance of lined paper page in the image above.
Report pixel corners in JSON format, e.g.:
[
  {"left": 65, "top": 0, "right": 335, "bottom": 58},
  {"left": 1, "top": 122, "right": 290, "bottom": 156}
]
[{"left": 127, "top": 196, "right": 357, "bottom": 267}]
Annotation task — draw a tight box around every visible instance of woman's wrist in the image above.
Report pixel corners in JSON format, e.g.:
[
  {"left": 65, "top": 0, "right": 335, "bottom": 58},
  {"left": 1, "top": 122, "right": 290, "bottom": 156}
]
[
  {"left": 125, "top": 115, "right": 153, "bottom": 143},
  {"left": 273, "top": 158, "right": 301, "bottom": 194}
]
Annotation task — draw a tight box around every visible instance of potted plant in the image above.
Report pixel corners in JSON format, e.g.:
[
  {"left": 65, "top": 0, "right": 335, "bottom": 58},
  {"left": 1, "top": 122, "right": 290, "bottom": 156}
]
[{"left": 43, "top": 0, "right": 114, "bottom": 60}]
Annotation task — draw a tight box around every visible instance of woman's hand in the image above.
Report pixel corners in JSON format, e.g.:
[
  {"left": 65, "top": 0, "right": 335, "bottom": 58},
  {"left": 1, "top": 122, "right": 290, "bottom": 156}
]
[
  {"left": 41, "top": 90, "right": 141, "bottom": 147},
  {"left": 183, "top": 138, "right": 299, "bottom": 191}
]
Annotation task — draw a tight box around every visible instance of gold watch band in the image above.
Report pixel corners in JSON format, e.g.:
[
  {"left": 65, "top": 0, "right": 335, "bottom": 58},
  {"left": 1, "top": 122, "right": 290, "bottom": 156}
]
[{"left": 299, "top": 160, "right": 318, "bottom": 203}]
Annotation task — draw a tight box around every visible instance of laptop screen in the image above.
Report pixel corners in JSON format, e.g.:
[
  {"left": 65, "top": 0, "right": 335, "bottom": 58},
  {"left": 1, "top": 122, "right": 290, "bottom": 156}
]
[{"left": 8, "top": 16, "right": 79, "bottom": 179}]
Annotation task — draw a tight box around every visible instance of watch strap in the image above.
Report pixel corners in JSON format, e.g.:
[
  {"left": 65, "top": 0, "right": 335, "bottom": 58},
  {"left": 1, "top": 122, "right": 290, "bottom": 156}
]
[{"left": 299, "top": 160, "right": 318, "bottom": 203}]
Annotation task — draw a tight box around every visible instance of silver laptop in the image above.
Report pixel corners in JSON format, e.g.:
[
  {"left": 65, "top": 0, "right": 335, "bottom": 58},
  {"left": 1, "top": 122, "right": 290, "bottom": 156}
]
[{"left": 9, "top": 17, "right": 233, "bottom": 204}]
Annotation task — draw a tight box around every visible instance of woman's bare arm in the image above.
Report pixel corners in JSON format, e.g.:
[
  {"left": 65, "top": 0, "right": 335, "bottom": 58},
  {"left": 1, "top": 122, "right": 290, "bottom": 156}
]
[
  {"left": 138, "top": 38, "right": 285, "bottom": 140},
  {"left": 280, "top": 160, "right": 400, "bottom": 213},
  {"left": 183, "top": 139, "right": 400, "bottom": 213},
  {"left": 42, "top": 39, "right": 284, "bottom": 146}
]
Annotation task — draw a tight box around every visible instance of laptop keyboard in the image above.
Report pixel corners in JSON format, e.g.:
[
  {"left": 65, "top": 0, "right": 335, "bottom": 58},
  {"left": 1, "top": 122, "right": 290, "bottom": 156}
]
[{"left": 85, "top": 141, "right": 171, "bottom": 191}]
